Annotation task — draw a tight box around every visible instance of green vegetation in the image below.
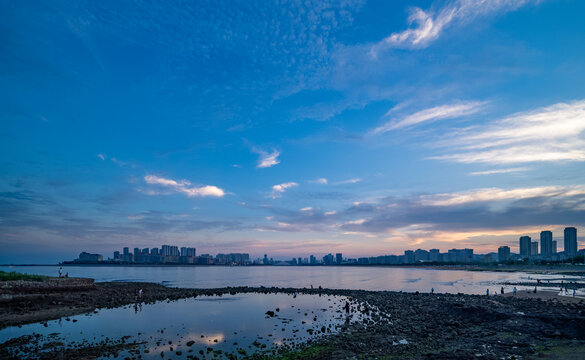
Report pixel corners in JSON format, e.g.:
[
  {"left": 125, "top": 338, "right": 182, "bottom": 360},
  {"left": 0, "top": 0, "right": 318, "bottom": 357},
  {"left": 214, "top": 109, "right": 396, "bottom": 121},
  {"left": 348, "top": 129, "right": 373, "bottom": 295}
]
[
  {"left": 0, "top": 270, "right": 49, "bottom": 282},
  {"left": 275, "top": 344, "right": 333, "bottom": 360}
]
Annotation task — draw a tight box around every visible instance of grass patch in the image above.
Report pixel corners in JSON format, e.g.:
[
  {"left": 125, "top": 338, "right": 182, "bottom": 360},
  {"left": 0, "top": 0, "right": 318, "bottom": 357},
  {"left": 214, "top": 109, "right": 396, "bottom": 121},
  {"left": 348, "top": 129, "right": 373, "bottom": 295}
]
[
  {"left": 0, "top": 271, "right": 49, "bottom": 282},
  {"left": 275, "top": 344, "right": 334, "bottom": 360}
]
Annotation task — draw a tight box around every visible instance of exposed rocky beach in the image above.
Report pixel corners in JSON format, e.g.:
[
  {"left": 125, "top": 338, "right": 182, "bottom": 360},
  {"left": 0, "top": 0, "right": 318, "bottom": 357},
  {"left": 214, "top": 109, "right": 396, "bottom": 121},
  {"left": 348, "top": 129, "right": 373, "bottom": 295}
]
[{"left": 1, "top": 279, "right": 584, "bottom": 359}]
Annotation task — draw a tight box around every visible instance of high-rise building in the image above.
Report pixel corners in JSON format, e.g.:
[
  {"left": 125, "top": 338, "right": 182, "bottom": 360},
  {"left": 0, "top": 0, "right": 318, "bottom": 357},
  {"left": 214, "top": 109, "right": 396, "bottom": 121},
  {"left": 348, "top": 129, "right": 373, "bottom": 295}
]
[
  {"left": 123, "top": 247, "right": 129, "bottom": 256},
  {"left": 519, "top": 236, "right": 531, "bottom": 258},
  {"left": 151, "top": 248, "right": 159, "bottom": 255},
  {"left": 180, "top": 247, "right": 196, "bottom": 257},
  {"left": 564, "top": 227, "right": 577, "bottom": 257},
  {"left": 323, "top": 253, "right": 334, "bottom": 265},
  {"left": 309, "top": 255, "right": 316, "bottom": 264},
  {"left": 404, "top": 250, "right": 415, "bottom": 263},
  {"left": 498, "top": 246, "right": 510, "bottom": 262},
  {"left": 336, "top": 253, "right": 343, "bottom": 264},
  {"left": 531, "top": 242, "right": 538, "bottom": 256},
  {"left": 133, "top": 247, "right": 140, "bottom": 256},
  {"left": 161, "top": 245, "right": 179, "bottom": 257},
  {"left": 298, "top": 257, "right": 302, "bottom": 265},
  {"left": 429, "top": 249, "right": 440, "bottom": 262},
  {"left": 414, "top": 249, "right": 429, "bottom": 262},
  {"left": 263, "top": 254, "right": 268, "bottom": 265},
  {"left": 552, "top": 241, "right": 557, "bottom": 254},
  {"left": 540, "top": 230, "right": 553, "bottom": 257}
]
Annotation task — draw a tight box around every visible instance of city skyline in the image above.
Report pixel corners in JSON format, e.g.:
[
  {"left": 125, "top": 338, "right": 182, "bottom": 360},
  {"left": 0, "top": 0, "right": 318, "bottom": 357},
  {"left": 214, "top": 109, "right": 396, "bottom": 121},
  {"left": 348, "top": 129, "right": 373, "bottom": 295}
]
[
  {"left": 2, "top": 1, "right": 585, "bottom": 264},
  {"left": 62, "top": 226, "right": 581, "bottom": 266}
]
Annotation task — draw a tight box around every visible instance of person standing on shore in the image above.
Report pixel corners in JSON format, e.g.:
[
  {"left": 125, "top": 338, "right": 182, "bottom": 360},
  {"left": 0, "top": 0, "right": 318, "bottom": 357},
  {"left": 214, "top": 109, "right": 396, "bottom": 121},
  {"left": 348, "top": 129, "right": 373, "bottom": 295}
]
[
  {"left": 500, "top": 287, "right": 504, "bottom": 295},
  {"left": 486, "top": 289, "right": 489, "bottom": 296},
  {"left": 431, "top": 288, "right": 434, "bottom": 294},
  {"left": 513, "top": 287, "right": 517, "bottom": 295}
]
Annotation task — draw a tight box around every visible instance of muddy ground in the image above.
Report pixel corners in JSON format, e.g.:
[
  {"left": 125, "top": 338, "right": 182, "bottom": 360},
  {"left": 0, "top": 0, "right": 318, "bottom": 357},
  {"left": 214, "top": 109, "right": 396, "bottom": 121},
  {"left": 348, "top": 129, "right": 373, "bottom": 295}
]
[{"left": 1, "top": 282, "right": 584, "bottom": 359}]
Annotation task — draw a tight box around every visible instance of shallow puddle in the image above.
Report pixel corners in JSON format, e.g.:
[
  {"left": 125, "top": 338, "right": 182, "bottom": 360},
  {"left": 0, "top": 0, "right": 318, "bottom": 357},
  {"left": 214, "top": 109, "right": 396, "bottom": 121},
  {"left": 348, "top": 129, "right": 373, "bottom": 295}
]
[{"left": 0, "top": 292, "right": 369, "bottom": 359}]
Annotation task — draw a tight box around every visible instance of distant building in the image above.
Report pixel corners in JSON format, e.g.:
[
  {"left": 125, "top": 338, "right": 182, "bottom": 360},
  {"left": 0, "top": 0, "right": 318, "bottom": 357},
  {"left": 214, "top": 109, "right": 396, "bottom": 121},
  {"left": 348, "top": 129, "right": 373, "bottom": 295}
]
[
  {"left": 323, "top": 253, "right": 334, "bottom": 265},
  {"left": 298, "top": 257, "right": 303, "bottom": 265},
  {"left": 133, "top": 247, "right": 140, "bottom": 256},
  {"left": 414, "top": 249, "right": 429, "bottom": 262},
  {"left": 552, "top": 241, "right": 557, "bottom": 254},
  {"left": 141, "top": 248, "right": 150, "bottom": 255},
  {"left": 263, "top": 254, "right": 269, "bottom": 265},
  {"left": 540, "top": 230, "right": 553, "bottom": 257},
  {"left": 151, "top": 248, "right": 159, "bottom": 255},
  {"left": 564, "top": 227, "right": 577, "bottom": 257},
  {"left": 447, "top": 248, "right": 473, "bottom": 263},
  {"left": 161, "top": 245, "right": 179, "bottom": 257},
  {"left": 77, "top": 252, "right": 103, "bottom": 263},
  {"left": 498, "top": 246, "right": 510, "bottom": 262},
  {"left": 309, "top": 255, "right": 316, "bottom": 264},
  {"left": 404, "top": 250, "right": 415, "bottom": 264},
  {"left": 113, "top": 251, "right": 120, "bottom": 260},
  {"left": 531, "top": 242, "right": 538, "bottom": 256},
  {"left": 336, "top": 253, "right": 343, "bottom": 264},
  {"left": 519, "top": 236, "right": 532, "bottom": 258},
  {"left": 123, "top": 247, "right": 129, "bottom": 256},
  {"left": 429, "top": 249, "right": 440, "bottom": 262},
  {"left": 180, "top": 247, "right": 196, "bottom": 257}
]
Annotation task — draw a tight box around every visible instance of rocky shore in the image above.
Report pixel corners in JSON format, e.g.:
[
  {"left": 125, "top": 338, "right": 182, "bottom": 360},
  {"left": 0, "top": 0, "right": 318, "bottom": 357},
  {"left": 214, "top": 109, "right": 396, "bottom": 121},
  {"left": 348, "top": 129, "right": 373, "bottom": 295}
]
[{"left": 1, "top": 281, "right": 585, "bottom": 359}]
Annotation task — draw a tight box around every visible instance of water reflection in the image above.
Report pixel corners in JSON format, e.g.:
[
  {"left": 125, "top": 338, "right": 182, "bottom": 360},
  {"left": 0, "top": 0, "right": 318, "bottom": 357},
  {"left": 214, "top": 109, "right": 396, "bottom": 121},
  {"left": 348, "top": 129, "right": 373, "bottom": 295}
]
[{"left": 0, "top": 293, "right": 370, "bottom": 359}]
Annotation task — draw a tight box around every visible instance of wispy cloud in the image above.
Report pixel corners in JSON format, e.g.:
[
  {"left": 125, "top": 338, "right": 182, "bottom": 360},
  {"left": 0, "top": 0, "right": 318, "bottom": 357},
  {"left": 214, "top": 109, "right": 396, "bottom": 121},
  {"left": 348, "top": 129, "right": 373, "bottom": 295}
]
[
  {"left": 372, "top": 101, "right": 485, "bottom": 134},
  {"left": 335, "top": 178, "right": 362, "bottom": 185},
  {"left": 469, "top": 167, "right": 530, "bottom": 176},
  {"left": 97, "top": 153, "right": 106, "bottom": 160},
  {"left": 254, "top": 149, "right": 280, "bottom": 168},
  {"left": 309, "top": 178, "right": 328, "bottom": 184},
  {"left": 270, "top": 182, "right": 298, "bottom": 198},
  {"left": 144, "top": 175, "right": 225, "bottom": 197},
  {"left": 300, "top": 206, "right": 313, "bottom": 212},
  {"left": 419, "top": 185, "right": 585, "bottom": 207},
  {"left": 431, "top": 100, "right": 585, "bottom": 164},
  {"left": 370, "top": 0, "right": 536, "bottom": 54}
]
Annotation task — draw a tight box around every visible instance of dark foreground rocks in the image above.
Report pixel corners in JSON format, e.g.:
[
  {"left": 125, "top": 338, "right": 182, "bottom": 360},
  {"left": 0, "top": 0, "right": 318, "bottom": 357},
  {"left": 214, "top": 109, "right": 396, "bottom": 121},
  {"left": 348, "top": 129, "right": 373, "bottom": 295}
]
[{"left": 1, "top": 282, "right": 584, "bottom": 359}]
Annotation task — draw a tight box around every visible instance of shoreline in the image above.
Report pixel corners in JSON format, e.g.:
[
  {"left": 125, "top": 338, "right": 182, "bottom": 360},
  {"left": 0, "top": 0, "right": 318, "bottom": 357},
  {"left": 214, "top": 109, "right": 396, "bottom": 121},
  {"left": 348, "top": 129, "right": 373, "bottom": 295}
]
[
  {"left": 1, "top": 280, "right": 585, "bottom": 359},
  {"left": 3, "top": 263, "right": 585, "bottom": 277}
]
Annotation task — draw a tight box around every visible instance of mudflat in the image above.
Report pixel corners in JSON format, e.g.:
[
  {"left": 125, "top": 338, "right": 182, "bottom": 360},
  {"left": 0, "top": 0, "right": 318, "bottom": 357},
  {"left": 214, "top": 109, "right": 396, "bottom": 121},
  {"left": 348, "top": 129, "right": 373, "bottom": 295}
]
[{"left": 1, "top": 280, "right": 584, "bottom": 359}]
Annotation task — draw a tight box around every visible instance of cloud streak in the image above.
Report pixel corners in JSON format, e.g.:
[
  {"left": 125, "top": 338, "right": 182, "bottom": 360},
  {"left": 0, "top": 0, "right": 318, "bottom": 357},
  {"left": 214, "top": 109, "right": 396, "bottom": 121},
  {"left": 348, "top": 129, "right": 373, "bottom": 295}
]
[
  {"left": 431, "top": 99, "right": 585, "bottom": 164},
  {"left": 370, "top": 0, "right": 536, "bottom": 54},
  {"left": 373, "top": 101, "right": 485, "bottom": 134},
  {"left": 144, "top": 175, "right": 225, "bottom": 197}
]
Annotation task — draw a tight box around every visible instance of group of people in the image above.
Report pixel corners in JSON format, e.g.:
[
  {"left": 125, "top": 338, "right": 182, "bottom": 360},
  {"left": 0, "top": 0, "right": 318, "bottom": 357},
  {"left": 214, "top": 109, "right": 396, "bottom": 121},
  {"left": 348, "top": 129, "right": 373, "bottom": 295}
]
[
  {"left": 57, "top": 266, "right": 68, "bottom": 278},
  {"left": 486, "top": 286, "right": 518, "bottom": 296}
]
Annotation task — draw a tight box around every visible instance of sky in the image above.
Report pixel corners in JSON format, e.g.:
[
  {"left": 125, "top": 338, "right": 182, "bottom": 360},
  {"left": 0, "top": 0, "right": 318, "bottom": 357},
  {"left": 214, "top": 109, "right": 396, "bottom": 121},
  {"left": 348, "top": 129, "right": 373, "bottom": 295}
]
[{"left": 1, "top": 0, "right": 585, "bottom": 264}]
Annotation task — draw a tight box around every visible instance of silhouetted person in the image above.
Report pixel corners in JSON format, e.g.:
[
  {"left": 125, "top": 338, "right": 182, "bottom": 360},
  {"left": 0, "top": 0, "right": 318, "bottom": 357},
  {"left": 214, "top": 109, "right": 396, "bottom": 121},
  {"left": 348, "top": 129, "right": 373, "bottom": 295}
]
[
  {"left": 533, "top": 286, "right": 537, "bottom": 294},
  {"left": 431, "top": 288, "right": 434, "bottom": 294},
  {"left": 344, "top": 301, "right": 350, "bottom": 314},
  {"left": 513, "top": 287, "right": 517, "bottom": 295},
  {"left": 500, "top": 287, "right": 504, "bottom": 295},
  {"left": 486, "top": 289, "right": 489, "bottom": 296}
]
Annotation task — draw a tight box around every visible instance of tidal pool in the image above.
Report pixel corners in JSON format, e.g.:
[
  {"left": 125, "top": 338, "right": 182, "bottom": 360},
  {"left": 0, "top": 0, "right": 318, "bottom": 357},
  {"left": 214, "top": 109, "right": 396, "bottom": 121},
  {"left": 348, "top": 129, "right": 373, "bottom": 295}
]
[{"left": 0, "top": 292, "right": 372, "bottom": 359}]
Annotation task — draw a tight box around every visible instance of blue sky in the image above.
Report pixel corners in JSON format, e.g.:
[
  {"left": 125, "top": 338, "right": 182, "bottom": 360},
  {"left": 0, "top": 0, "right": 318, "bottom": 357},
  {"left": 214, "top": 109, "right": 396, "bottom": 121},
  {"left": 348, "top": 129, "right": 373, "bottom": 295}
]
[{"left": 1, "top": 0, "right": 585, "bottom": 263}]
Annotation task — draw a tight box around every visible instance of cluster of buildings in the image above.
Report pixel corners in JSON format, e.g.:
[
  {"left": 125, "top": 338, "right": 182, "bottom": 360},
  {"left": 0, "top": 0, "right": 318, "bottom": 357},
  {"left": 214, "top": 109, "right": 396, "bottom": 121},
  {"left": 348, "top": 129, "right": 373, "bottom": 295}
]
[
  {"left": 69, "top": 227, "right": 581, "bottom": 266},
  {"left": 72, "top": 245, "right": 250, "bottom": 265},
  {"left": 508, "top": 227, "right": 579, "bottom": 262}
]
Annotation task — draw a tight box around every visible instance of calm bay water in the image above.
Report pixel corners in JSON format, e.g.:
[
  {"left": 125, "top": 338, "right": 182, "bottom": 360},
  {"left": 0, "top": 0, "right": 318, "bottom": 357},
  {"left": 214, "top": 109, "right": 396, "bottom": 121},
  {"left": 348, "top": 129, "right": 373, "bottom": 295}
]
[{"left": 2, "top": 265, "right": 581, "bottom": 295}]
